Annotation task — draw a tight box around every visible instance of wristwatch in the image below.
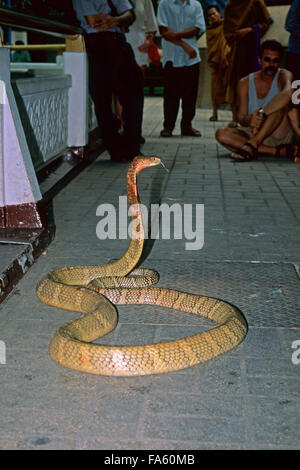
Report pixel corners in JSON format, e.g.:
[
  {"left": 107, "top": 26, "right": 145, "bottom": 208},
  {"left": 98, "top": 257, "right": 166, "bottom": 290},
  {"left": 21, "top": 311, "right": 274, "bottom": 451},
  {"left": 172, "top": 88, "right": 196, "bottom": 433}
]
[{"left": 259, "top": 108, "right": 267, "bottom": 119}]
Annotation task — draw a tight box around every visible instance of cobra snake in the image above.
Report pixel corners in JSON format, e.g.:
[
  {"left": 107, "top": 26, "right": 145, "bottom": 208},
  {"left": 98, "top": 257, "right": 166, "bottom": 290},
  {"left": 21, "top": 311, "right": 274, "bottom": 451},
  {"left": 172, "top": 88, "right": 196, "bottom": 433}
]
[{"left": 36, "top": 156, "right": 247, "bottom": 376}]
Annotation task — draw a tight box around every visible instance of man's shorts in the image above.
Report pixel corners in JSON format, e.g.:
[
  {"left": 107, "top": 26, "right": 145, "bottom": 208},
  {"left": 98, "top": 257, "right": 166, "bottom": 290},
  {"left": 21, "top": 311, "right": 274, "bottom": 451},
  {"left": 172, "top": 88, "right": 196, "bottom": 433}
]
[{"left": 239, "top": 126, "right": 294, "bottom": 147}]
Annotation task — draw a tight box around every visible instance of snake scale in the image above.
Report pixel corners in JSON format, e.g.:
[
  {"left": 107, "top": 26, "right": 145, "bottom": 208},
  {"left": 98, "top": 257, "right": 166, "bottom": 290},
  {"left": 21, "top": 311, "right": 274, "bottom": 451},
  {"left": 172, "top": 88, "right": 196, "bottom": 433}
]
[{"left": 36, "top": 156, "right": 247, "bottom": 376}]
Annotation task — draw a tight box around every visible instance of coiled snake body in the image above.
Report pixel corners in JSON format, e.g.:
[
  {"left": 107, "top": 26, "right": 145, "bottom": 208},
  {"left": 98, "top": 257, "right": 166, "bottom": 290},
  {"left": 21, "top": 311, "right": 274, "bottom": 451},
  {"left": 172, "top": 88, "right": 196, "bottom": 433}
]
[{"left": 36, "top": 156, "right": 247, "bottom": 376}]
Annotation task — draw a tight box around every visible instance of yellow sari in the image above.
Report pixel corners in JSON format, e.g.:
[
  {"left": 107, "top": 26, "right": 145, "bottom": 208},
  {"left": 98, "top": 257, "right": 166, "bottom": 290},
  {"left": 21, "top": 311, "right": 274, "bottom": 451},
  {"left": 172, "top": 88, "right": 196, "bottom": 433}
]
[
  {"left": 206, "top": 19, "right": 230, "bottom": 105},
  {"left": 223, "top": 0, "right": 272, "bottom": 103}
]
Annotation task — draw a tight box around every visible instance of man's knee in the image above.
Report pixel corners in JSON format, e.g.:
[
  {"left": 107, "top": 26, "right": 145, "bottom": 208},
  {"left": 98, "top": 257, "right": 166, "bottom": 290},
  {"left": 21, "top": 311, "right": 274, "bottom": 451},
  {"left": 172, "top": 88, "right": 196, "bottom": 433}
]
[{"left": 215, "top": 127, "right": 230, "bottom": 144}]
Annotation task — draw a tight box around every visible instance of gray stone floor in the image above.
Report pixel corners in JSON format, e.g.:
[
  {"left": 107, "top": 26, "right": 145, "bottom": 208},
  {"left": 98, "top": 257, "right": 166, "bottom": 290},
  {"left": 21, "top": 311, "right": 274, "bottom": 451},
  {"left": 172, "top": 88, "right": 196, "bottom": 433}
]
[{"left": 0, "top": 97, "right": 299, "bottom": 450}]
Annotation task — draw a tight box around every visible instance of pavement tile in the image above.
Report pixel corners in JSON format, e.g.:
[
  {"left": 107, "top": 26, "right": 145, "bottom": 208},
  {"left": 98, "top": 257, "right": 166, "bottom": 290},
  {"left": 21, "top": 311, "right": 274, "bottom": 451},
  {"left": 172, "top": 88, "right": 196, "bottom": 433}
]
[
  {"left": 249, "top": 415, "right": 300, "bottom": 447},
  {"left": 145, "top": 392, "right": 244, "bottom": 418},
  {"left": 81, "top": 390, "right": 144, "bottom": 441},
  {"left": 142, "top": 414, "right": 247, "bottom": 445}
]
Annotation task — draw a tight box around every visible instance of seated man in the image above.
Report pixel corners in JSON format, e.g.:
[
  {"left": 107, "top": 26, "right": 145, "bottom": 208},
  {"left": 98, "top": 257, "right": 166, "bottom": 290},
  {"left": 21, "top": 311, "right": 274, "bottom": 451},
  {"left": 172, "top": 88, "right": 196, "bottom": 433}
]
[{"left": 216, "top": 39, "right": 300, "bottom": 162}]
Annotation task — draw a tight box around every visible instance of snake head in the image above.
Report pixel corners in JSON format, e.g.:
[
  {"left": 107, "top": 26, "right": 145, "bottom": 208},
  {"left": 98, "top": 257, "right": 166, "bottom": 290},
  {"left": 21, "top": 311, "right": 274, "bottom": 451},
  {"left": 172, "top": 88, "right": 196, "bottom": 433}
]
[
  {"left": 130, "top": 155, "right": 163, "bottom": 176},
  {"left": 132, "top": 155, "right": 162, "bottom": 169}
]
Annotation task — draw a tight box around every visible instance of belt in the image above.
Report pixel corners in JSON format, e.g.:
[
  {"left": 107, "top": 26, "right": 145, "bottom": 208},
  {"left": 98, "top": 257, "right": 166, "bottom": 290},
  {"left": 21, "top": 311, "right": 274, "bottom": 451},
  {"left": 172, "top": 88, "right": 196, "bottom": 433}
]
[{"left": 84, "top": 31, "right": 125, "bottom": 41}]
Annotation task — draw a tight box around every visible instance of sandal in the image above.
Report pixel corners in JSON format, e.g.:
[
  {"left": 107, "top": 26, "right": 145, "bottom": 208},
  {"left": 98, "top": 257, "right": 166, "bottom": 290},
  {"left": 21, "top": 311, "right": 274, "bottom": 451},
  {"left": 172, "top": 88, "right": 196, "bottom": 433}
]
[
  {"left": 181, "top": 128, "right": 201, "bottom": 137},
  {"left": 228, "top": 121, "right": 238, "bottom": 128},
  {"left": 209, "top": 115, "right": 218, "bottom": 122},
  {"left": 275, "top": 144, "right": 300, "bottom": 162},
  {"left": 160, "top": 129, "right": 172, "bottom": 137},
  {"left": 231, "top": 142, "right": 258, "bottom": 162}
]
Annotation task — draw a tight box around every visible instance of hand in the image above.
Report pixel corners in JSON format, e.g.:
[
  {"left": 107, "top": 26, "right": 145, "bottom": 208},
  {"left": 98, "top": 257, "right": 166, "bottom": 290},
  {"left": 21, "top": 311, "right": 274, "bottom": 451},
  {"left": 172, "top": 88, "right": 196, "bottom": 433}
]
[
  {"left": 250, "top": 109, "right": 265, "bottom": 130},
  {"left": 181, "top": 43, "right": 197, "bottom": 59},
  {"left": 138, "top": 39, "right": 151, "bottom": 53},
  {"left": 87, "top": 13, "right": 118, "bottom": 31},
  {"left": 236, "top": 27, "right": 253, "bottom": 39}
]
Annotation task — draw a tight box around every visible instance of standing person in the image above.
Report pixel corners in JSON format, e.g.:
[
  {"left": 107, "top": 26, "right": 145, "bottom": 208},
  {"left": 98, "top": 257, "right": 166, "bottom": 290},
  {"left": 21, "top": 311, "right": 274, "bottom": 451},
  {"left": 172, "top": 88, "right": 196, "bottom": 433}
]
[
  {"left": 115, "top": 0, "right": 158, "bottom": 143},
  {"left": 206, "top": 5, "right": 235, "bottom": 122},
  {"left": 125, "top": 0, "right": 158, "bottom": 75},
  {"left": 72, "top": 0, "right": 144, "bottom": 163},
  {"left": 157, "top": 0, "right": 206, "bottom": 137},
  {"left": 223, "top": 0, "right": 272, "bottom": 123},
  {"left": 285, "top": 0, "right": 300, "bottom": 83}
]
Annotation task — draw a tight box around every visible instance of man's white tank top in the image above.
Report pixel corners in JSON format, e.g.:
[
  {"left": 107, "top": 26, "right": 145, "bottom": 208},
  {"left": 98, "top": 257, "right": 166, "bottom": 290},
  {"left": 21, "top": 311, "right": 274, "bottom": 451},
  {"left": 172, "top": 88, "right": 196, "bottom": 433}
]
[{"left": 248, "top": 69, "right": 280, "bottom": 115}]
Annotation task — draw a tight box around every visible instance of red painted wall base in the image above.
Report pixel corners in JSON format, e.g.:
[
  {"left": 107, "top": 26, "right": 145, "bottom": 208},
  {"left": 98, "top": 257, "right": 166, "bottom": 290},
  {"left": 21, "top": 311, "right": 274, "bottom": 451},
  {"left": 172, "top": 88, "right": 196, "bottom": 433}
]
[{"left": 0, "top": 201, "right": 50, "bottom": 229}]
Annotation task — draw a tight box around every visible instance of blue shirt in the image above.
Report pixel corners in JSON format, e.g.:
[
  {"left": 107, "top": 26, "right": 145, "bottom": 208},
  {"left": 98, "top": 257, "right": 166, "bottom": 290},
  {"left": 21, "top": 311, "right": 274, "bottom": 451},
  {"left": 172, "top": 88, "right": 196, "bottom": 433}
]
[
  {"left": 72, "top": 0, "right": 133, "bottom": 34},
  {"left": 157, "top": 0, "right": 206, "bottom": 67},
  {"left": 285, "top": 0, "right": 300, "bottom": 54}
]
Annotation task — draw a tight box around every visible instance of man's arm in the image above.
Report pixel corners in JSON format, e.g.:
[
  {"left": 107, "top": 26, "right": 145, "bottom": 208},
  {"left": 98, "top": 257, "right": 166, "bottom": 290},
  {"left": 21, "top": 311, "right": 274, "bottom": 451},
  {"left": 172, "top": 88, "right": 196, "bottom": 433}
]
[
  {"left": 236, "top": 77, "right": 264, "bottom": 131},
  {"left": 85, "top": 10, "right": 133, "bottom": 32},
  {"left": 237, "top": 77, "right": 252, "bottom": 126},
  {"left": 159, "top": 26, "right": 198, "bottom": 58},
  {"left": 263, "top": 69, "right": 294, "bottom": 116},
  {"left": 160, "top": 26, "right": 200, "bottom": 42}
]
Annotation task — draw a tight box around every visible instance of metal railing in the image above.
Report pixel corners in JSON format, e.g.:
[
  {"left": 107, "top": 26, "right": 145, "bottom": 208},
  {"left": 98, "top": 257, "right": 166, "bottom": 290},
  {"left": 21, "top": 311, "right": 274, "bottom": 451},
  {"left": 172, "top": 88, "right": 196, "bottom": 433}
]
[
  {"left": 0, "top": 7, "right": 85, "bottom": 69},
  {"left": 0, "top": 7, "right": 82, "bottom": 37},
  {"left": 7, "top": 44, "right": 66, "bottom": 53},
  {"left": 6, "top": 44, "right": 66, "bottom": 71}
]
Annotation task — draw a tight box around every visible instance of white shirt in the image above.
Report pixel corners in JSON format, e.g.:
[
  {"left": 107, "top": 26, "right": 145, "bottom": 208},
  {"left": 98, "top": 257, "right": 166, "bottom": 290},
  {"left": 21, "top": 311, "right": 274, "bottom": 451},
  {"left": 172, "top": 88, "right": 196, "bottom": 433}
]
[
  {"left": 130, "top": 0, "right": 158, "bottom": 32},
  {"left": 157, "top": 0, "right": 206, "bottom": 67}
]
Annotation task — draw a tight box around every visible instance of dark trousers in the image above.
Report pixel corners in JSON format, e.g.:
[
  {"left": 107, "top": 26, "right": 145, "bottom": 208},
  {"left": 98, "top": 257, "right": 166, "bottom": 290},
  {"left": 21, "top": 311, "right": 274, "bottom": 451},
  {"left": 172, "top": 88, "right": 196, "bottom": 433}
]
[
  {"left": 163, "top": 62, "right": 200, "bottom": 132},
  {"left": 84, "top": 32, "right": 144, "bottom": 158},
  {"left": 285, "top": 51, "right": 300, "bottom": 82}
]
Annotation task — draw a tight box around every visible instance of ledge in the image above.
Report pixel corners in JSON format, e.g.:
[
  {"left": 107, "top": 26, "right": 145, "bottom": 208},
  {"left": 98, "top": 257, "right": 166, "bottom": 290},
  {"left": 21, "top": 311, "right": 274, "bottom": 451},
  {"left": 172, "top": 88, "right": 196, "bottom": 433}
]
[{"left": 0, "top": 225, "right": 54, "bottom": 304}]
